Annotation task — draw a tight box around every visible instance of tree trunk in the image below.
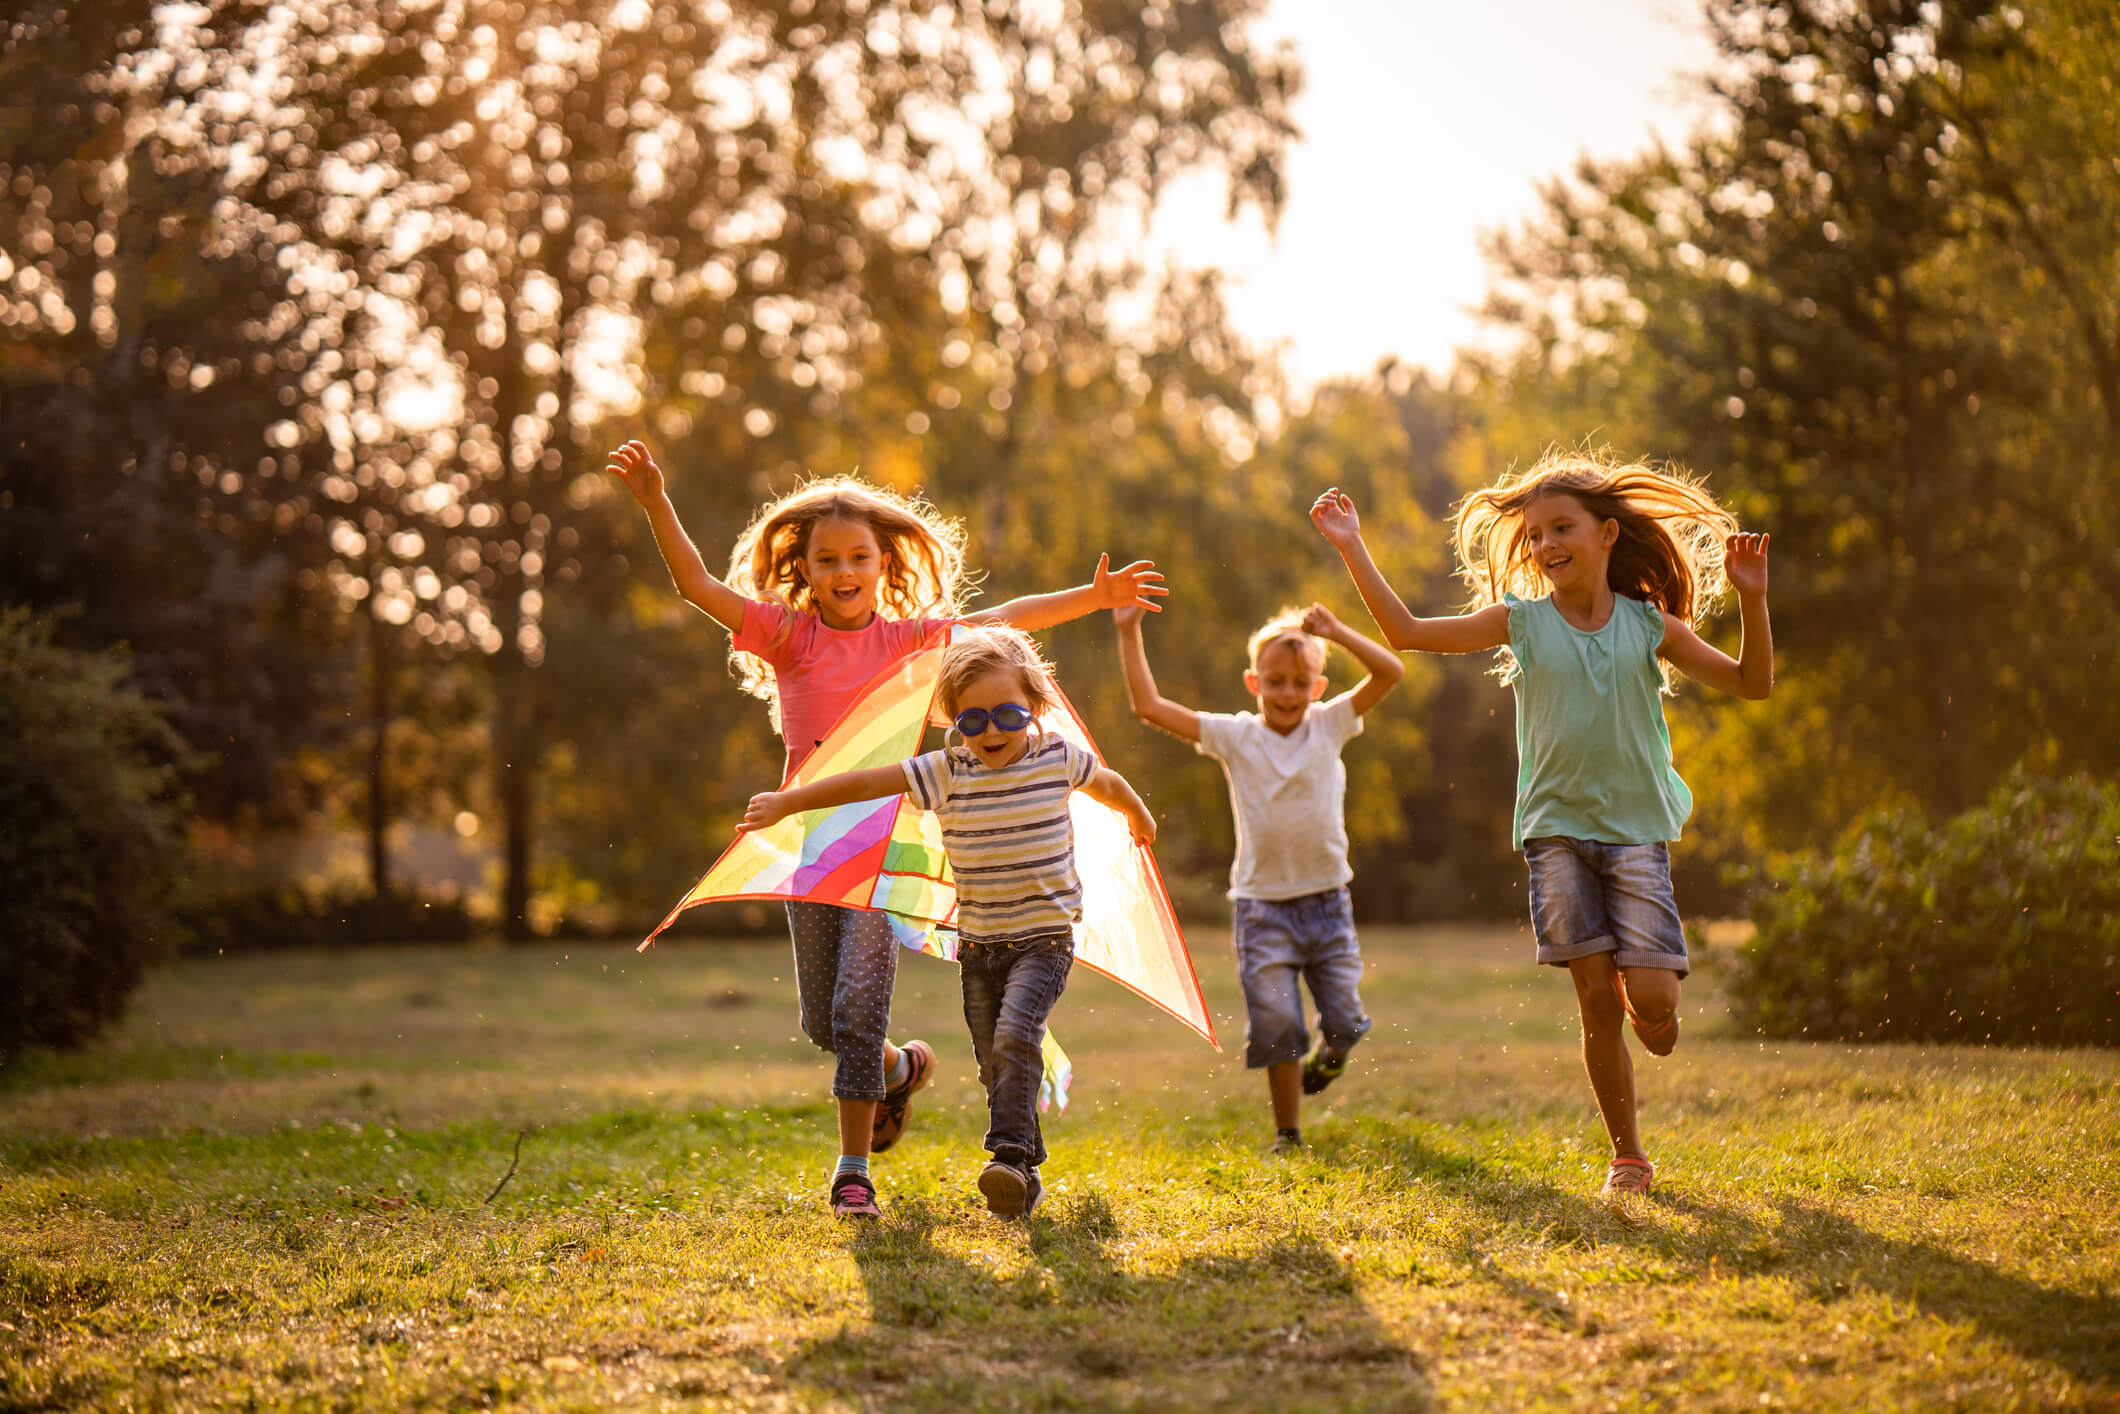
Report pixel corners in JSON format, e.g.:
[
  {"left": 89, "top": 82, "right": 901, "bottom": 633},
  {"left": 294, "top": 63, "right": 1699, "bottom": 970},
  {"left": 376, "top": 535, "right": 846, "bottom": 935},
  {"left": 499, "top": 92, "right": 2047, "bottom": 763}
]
[
  {"left": 490, "top": 332, "right": 535, "bottom": 940},
  {"left": 494, "top": 648, "right": 534, "bottom": 940},
  {"left": 366, "top": 599, "right": 391, "bottom": 898}
]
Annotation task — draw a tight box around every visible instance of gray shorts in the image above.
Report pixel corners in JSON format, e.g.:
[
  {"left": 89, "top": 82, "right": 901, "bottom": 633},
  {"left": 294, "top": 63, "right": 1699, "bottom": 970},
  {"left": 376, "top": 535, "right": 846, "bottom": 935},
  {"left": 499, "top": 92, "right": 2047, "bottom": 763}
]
[
  {"left": 1231, "top": 886, "right": 1372, "bottom": 1069},
  {"left": 1524, "top": 836, "right": 1688, "bottom": 977}
]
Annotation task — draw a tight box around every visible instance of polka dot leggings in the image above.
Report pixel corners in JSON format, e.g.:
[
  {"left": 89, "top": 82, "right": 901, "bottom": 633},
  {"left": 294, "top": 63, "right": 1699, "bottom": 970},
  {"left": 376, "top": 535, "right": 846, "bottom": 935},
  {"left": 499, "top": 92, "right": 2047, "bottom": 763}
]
[{"left": 785, "top": 901, "right": 900, "bottom": 1102}]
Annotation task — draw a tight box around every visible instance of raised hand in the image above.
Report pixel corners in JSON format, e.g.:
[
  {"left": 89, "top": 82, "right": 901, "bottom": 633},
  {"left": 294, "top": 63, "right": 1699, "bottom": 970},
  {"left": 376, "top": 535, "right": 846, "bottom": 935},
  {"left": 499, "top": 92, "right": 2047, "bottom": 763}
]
[
  {"left": 1725, "top": 532, "right": 1771, "bottom": 597},
  {"left": 1310, "top": 488, "right": 1361, "bottom": 547},
  {"left": 1112, "top": 602, "right": 1149, "bottom": 628},
  {"left": 738, "top": 790, "right": 789, "bottom": 833},
  {"left": 1090, "top": 553, "right": 1168, "bottom": 612},
  {"left": 604, "top": 439, "right": 665, "bottom": 505},
  {"left": 1301, "top": 602, "right": 1344, "bottom": 640}
]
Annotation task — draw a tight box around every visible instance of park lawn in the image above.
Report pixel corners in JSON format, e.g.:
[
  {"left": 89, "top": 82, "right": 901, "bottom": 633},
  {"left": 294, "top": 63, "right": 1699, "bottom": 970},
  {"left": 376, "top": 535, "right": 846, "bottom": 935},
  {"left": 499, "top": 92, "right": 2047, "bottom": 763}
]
[{"left": 1, "top": 924, "right": 2115, "bottom": 1412}]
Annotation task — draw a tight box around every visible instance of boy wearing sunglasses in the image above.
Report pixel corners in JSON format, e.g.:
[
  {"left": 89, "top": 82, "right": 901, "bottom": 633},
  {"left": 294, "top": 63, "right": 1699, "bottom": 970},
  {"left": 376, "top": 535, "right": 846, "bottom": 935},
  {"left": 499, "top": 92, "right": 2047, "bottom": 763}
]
[
  {"left": 741, "top": 625, "right": 1155, "bottom": 1217},
  {"left": 1114, "top": 602, "right": 1403, "bottom": 1152}
]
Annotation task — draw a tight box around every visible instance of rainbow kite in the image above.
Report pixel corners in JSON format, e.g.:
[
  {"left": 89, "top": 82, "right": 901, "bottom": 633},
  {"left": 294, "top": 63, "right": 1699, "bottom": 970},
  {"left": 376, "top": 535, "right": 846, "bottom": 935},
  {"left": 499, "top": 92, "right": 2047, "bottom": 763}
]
[{"left": 642, "top": 625, "right": 1218, "bottom": 1090}]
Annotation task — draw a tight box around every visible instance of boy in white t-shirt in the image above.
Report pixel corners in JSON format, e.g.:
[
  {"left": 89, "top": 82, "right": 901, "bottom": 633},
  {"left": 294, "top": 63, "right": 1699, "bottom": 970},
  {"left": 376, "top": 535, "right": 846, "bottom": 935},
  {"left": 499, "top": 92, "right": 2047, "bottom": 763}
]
[{"left": 1113, "top": 602, "right": 1403, "bottom": 1151}]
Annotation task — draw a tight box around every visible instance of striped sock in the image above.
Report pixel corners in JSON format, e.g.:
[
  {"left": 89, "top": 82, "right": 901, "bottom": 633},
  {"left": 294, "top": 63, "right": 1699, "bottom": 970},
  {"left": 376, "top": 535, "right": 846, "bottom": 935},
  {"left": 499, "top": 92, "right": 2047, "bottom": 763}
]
[
  {"left": 834, "top": 1154, "right": 870, "bottom": 1179},
  {"left": 883, "top": 1047, "right": 911, "bottom": 1089}
]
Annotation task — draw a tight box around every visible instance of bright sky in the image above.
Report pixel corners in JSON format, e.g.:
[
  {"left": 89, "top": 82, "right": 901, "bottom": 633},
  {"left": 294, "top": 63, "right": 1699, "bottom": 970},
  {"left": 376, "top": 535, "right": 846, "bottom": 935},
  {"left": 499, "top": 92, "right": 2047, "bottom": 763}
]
[{"left": 1149, "top": 0, "right": 1722, "bottom": 393}]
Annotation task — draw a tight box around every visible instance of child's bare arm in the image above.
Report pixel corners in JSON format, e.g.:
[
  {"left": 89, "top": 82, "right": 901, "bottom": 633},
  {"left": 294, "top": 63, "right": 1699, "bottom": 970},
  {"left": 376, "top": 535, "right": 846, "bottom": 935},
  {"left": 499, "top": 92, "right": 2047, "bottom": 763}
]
[
  {"left": 740, "top": 764, "right": 911, "bottom": 832},
  {"left": 605, "top": 440, "right": 748, "bottom": 633},
  {"left": 1111, "top": 604, "right": 1202, "bottom": 743},
  {"left": 1311, "top": 488, "right": 1511, "bottom": 654},
  {"left": 1660, "top": 533, "right": 1773, "bottom": 699},
  {"left": 1079, "top": 765, "right": 1157, "bottom": 844},
  {"left": 1302, "top": 604, "right": 1404, "bottom": 716},
  {"left": 963, "top": 553, "right": 1168, "bottom": 630}
]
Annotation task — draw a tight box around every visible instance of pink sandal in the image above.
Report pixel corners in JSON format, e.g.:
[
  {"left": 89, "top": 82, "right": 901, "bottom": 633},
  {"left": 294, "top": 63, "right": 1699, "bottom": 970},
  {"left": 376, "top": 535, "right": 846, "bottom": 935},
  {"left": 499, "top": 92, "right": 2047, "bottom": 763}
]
[{"left": 1599, "top": 1154, "right": 1655, "bottom": 1200}]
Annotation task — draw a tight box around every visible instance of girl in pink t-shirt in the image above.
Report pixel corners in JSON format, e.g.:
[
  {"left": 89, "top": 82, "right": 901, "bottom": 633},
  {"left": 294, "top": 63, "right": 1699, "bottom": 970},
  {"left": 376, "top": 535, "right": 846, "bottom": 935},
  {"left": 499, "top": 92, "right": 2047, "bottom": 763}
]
[{"left": 605, "top": 440, "right": 1166, "bottom": 1218}]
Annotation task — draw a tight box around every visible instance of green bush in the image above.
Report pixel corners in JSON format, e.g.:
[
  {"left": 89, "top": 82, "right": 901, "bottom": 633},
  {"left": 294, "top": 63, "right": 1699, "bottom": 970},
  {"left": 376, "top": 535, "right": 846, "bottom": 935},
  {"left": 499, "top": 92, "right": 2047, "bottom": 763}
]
[
  {"left": 1730, "top": 769, "right": 2120, "bottom": 1047},
  {"left": 0, "top": 609, "right": 188, "bottom": 1058}
]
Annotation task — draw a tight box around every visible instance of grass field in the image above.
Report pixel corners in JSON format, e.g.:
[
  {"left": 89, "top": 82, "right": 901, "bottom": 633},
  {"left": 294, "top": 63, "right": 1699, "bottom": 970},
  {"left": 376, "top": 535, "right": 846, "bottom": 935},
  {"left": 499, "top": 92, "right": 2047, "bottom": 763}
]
[{"left": 3, "top": 924, "right": 2116, "bottom": 1411}]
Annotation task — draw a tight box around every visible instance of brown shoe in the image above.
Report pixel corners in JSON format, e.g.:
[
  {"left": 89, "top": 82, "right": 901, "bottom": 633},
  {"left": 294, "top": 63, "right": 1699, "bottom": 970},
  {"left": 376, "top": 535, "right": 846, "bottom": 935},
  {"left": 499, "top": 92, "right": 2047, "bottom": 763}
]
[{"left": 870, "top": 1039, "right": 935, "bottom": 1154}]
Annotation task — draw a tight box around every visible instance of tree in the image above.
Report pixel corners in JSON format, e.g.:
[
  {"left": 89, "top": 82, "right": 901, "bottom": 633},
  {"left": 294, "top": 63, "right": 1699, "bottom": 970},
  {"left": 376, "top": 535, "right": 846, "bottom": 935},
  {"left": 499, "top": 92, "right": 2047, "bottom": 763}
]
[
  {"left": 213, "top": 0, "right": 1298, "bottom": 935},
  {"left": 0, "top": 4, "right": 350, "bottom": 824},
  {"left": 1467, "top": 0, "right": 2120, "bottom": 863}
]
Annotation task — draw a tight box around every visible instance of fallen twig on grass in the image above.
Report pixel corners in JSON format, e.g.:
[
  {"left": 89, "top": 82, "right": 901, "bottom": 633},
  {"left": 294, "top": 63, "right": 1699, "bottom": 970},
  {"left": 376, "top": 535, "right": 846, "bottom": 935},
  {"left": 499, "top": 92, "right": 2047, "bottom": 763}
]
[{"left": 485, "top": 1128, "right": 527, "bottom": 1204}]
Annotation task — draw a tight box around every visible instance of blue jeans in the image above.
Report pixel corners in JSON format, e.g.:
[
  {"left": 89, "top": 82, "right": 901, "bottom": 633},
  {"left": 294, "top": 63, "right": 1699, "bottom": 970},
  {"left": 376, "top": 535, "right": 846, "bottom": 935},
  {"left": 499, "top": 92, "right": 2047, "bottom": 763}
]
[
  {"left": 959, "top": 933, "right": 1073, "bottom": 1170},
  {"left": 1232, "top": 887, "right": 1372, "bottom": 1069},
  {"left": 1524, "top": 836, "right": 1689, "bottom": 977},
  {"left": 785, "top": 901, "right": 901, "bottom": 1101}
]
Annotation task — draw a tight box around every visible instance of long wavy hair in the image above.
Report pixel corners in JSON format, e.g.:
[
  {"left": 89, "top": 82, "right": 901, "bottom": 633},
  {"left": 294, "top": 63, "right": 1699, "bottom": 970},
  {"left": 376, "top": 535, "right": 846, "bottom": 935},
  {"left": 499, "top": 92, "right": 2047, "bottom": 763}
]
[
  {"left": 726, "top": 475, "right": 972, "bottom": 729},
  {"left": 1453, "top": 449, "right": 1739, "bottom": 687}
]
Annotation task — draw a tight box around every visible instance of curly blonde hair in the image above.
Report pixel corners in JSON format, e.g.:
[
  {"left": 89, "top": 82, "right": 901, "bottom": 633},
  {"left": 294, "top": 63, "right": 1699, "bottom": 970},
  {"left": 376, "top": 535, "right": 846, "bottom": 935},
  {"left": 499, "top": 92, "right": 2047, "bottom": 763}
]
[
  {"left": 726, "top": 475, "right": 973, "bottom": 728},
  {"left": 1453, "top": 448, "right": 1739, "bottom": 686},
  {"left": 935, "top": 625, "right": 1061, "bottom": 722}
]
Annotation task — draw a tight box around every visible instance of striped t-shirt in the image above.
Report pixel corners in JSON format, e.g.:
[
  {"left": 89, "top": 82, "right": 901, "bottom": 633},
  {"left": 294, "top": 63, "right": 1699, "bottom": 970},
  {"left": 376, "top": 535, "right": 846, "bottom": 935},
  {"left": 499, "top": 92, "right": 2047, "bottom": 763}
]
[{"left": 901, "top": 733, "right": 1097, "bottom": 945}]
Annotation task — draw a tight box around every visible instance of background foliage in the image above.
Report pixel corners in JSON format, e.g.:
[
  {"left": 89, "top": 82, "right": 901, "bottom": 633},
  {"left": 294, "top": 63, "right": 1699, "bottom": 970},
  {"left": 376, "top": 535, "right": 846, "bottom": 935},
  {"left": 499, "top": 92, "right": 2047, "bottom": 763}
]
[
  {"left": 1731, "top": 769, "right": 2120, "bottom": 1047},
  {"left": 0, "top": 611, "right": 186, "bottom": 1058},
  {"left": 4, "top": 0, "right": 2117, "bottom": 1042}
]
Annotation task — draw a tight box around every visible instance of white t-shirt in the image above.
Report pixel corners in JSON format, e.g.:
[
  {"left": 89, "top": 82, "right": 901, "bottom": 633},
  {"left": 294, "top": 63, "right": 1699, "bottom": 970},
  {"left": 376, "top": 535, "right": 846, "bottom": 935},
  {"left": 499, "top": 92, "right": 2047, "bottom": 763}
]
[{"left": 1194, "top": 693, "right": 1364, "bottom": 901}]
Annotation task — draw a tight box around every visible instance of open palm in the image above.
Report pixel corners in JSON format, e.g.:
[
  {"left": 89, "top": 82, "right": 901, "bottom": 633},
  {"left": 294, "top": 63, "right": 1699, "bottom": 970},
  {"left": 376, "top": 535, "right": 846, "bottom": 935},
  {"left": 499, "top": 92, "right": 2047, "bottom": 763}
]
[
  {"left": 1092, "top": 554, "right": 1168, "bottom": 612},
  {"left": 1726, "top": 532, "right": 1770, "bottom": 595},
  {"left": 604, "top": 439, "right": 665, "bottom": 504}
]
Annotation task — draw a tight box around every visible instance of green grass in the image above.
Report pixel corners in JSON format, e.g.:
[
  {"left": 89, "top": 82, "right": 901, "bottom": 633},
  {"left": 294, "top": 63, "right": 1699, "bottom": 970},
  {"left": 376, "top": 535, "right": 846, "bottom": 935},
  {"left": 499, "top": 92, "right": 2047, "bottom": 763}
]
[{"left": 2, "top": 925, "right": 2115, "bottom": 1411}]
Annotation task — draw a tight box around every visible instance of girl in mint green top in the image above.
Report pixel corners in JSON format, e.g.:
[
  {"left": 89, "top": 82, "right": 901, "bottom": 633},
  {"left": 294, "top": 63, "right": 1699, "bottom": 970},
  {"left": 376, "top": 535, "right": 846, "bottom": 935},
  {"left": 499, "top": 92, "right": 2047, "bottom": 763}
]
[
  {"left": 1312, "top": 450, "right": 1773, "bottom": 1207},
  {"left": 1502, "top": 590, "right": 1692, "bottom": 850}
]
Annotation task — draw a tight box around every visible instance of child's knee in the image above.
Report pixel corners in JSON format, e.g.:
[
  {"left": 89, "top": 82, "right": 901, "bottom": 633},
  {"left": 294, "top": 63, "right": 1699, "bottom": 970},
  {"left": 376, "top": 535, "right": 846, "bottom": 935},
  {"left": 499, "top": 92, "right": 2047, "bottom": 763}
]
[
  {"left": 1624, "top": 967, "right": 1681, "bottom": 1020},
  {"left": 991, "top": 1022, "right": 1042, "bottom": 1065},
  {"left": 1570, "top": 964, "right": 1627, "bottom": 1032}
]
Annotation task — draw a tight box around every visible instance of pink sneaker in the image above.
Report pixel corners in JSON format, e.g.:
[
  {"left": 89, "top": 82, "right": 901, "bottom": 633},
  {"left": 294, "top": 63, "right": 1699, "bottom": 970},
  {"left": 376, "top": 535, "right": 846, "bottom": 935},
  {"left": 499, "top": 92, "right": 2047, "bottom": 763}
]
[{"left": 829, "top": 1171, "right": 882, "bottom": 1219}]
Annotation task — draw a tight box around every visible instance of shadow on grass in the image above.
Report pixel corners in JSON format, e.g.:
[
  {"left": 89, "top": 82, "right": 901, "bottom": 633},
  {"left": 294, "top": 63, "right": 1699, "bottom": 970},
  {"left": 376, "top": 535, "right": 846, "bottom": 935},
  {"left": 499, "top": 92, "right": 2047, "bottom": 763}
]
[
  {"left": 787, "top": 1192, "right": 1431, "bottom": 1413},
  {"left": 1360, "top": 1128, "right": 2120, "bottom": 1388}
]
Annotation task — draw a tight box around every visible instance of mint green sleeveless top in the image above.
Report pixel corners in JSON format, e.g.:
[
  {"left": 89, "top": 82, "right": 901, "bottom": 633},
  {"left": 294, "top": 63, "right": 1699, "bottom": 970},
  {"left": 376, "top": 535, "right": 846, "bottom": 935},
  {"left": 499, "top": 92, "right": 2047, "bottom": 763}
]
[{"left": 1504, "top": 592, "right": 1692, "bottom": 850}]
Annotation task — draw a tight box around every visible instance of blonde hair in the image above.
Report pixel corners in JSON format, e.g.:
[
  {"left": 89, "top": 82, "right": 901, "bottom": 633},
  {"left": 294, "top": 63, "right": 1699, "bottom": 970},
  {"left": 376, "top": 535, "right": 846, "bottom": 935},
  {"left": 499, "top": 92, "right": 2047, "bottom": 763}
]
[
  {"left": 1245, "top": 608, "right": 1329, "bottom": 675},
  {"left": 1453, "top": 448, "right": 1739, "bottom": 686},
  {"left": 726, "top": 475, "right": 972, "bottom": 728},
  {"left": 935, "top": 625, "right": 1061, "bottom": 721}
]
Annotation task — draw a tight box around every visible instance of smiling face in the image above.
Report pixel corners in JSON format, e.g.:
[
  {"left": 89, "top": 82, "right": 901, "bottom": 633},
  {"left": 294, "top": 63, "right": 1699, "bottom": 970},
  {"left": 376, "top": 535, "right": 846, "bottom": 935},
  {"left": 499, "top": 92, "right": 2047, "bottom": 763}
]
[
  {"left": 949, "top": 666, "right": 1037, "bottom": 768},
  {"left": 1244, "top": 636, "right": 1327, "bottom": 735},
  {"left": 1522, "top": 491, "right": 1619, "bottom": 596},
  {"left": 800, "top": 516, "right": 889, "bottom": 628}
]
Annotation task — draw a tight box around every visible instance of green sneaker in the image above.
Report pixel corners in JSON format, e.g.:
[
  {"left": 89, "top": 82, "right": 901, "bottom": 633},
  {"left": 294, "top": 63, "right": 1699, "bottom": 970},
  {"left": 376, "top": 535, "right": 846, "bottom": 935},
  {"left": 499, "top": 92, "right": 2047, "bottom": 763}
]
[{"left": 1300, "top": 1039, "right": 1348, "bottom": 1096}]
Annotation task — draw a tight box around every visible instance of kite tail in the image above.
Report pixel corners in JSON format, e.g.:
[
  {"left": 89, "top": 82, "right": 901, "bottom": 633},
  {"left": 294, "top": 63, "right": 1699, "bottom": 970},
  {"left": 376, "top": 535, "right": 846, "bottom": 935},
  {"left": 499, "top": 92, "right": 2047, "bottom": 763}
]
[{"left": 1038, "top": 1030, "right": 1073, "bottom": 1114}]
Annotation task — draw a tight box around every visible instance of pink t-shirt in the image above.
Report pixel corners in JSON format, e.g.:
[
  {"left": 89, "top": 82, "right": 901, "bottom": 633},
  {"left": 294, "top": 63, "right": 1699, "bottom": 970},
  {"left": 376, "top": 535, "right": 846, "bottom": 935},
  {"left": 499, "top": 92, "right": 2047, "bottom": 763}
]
[{"left": 734, "top": 597, "right": 954, "bottom": 776}]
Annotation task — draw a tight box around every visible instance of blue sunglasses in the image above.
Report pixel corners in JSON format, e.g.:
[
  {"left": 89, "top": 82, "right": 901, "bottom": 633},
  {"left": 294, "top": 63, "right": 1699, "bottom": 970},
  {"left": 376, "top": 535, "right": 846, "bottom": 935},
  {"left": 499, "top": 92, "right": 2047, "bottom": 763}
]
[{"left": 953, "top": 703, "right": 1035, "bottom": 736}]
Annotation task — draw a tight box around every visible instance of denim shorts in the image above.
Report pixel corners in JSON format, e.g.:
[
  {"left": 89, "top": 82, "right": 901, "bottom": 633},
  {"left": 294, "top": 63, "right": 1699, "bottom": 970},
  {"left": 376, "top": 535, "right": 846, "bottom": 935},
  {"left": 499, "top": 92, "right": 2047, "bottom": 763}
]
[
  {"left": 1231, "top": 886, "right": 1372, "bottom": 1069},
  {"left": 1524, "top": 836, "right": 1688, "bottom": 977}
]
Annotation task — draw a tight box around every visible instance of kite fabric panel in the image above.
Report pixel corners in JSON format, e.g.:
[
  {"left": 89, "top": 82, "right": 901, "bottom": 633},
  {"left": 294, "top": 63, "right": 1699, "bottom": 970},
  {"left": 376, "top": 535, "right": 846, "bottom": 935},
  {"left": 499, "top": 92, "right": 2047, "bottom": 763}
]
[{"left": 640, "top": 624, "right": 1218, "bottom": 1052}]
